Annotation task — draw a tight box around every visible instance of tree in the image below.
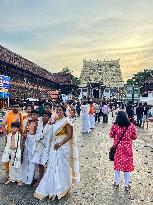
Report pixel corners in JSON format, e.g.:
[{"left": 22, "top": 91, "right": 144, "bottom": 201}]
[
  {"left": 126, "top": 69, "right": 153, "bottom": 86},
  {"left": 62, "top": 67, "right": 71, "bottom": 73},
  {"left": 73, "top": 77, "right": 81, "bottom": 85},
  {"left": 126, "top": 79, "right": 133, "bottom": 85},
  {"left": 61, "top": 66, "right": 81, "bottom": 86}
]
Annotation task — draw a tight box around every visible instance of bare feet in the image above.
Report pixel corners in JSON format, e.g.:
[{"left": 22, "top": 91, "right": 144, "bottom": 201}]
[
  {"left": 17, "top": 181, "right": 23, "bottom": 187},
  {"left": 5, "top": 179, "right": 11, "bottom": 185},
  {"left": 4, "top": 174, "right": 9, "bottom": 180},
  {"left": 51, "top": 195, "right": 56, "bottom": 201},
  {"left": 31, "top": 179, "right": 37, "bottom": 186},
  {"left": 49, "top": 195, "right": 56, "bottom": 201},
  {"left": 33, "top": 180, "right": 40, "bottom": 188}
]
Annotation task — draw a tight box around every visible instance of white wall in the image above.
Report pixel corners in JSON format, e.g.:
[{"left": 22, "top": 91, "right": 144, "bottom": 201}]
[
  {"left": 79, "top": 88, "right": 88, "bottom": 99},
  {"left": 103, "top": 88, "right": 111, "bottom": 99}
]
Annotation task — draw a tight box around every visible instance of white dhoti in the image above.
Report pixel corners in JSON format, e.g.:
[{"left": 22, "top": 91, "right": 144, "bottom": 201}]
[
  {"left": 9, "top": 150, "right": 22, "bottom": 182},
  {"left": 89, "top": 114, "right": 95, "bottom": 129},
  {"left": 32, "top": 124, "right": 53, "bottom": 166},
  {"left": 34, "top": 118, "right": 80, "bottom": 200},
  {"left": 82, "top": 114, "right": 91, "bottom": 133},
  {"left": 32, "top": 143, "right": 49, "bottom": 166},
  {"left": 1, "top": 132, "right": 22, "bottom": 182},
  {"left": 22, "top": 134, "right": 36, "bottom": 185}
]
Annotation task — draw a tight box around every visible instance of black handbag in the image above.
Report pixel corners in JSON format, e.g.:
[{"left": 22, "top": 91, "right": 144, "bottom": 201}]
[{"left": 109, "top": 126, "right": 128, "bottom": 161}]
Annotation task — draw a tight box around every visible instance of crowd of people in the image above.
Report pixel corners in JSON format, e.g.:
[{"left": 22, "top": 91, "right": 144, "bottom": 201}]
[
  {"left": 0, "top": 98, "right": 152, "bottom": 200},
  {"left": 1, "top": 101, "right": 80, "bottom": 200},
  {"left": 80, "top": 101, "right": 109, "bottom": 134},
  {"left": 126, "top": 101, "right": 151, "bottom": 128}
]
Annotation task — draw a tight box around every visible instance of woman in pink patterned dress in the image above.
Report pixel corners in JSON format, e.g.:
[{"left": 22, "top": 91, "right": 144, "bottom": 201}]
[{"left": 109, "top": 111, "right": 137, "bottom": 192}]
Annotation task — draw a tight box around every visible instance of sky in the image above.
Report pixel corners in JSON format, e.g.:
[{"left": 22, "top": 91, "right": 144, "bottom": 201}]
[{"left": 1, "top": 0, "right": 153, "bottom": 81}]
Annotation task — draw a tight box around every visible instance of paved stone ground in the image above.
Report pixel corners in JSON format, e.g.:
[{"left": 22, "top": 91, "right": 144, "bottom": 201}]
[{"left": 0, "top": 115, "right": 153, "bottom": 205}]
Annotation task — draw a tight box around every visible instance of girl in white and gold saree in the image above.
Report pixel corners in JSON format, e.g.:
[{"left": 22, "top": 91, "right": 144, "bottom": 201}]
[{"left": 34, "top": 105, "right": 80, "bottom": 200}]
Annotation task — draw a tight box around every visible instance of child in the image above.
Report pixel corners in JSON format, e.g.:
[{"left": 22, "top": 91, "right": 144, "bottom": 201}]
[
  {"left": 32, "top": 111, "right": 53, "bottom": 187},
  {"left": 23, "top": 104, "right": 33, "bottom": 132},
  {"left": 22, "top": 110, "right": 39, "bottom": 185},
  {"left": 1, "top": 122, "right": 22, "bottom": 186}
]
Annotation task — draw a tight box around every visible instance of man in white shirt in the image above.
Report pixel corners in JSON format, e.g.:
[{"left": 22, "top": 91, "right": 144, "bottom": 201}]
[{"left": 102, "top": 102, "right": 109, "bottom": 123}]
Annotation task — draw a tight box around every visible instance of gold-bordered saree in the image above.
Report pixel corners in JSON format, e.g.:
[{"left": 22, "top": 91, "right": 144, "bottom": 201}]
[{"left": 34, "top": 117, "right": 80, "bottom": 200}]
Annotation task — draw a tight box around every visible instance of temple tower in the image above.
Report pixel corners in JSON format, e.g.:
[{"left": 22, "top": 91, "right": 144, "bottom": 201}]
[{"left": 80, "top": 59, "right": 123, "bottom": 87}]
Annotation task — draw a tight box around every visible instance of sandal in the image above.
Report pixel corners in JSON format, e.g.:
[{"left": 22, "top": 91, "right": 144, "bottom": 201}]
[
  {"left": 114, "top": 182, "right": 119, "bottom": 192},
  {"left": 125, "top": 185, "right": 131, "bottom": 193}
]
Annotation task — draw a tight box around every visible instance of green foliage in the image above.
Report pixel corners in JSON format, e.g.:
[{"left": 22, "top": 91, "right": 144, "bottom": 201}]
[
  {"left": 73, "top": 77, "right": 81, "bottom": 85},
  {"left": 61, "top": 67, "right": 81, "bottom": 85},
  {"left": 62, "top": 67, "right": 71, "bottom": 73},
  {"left": 126, "top": 69, "right": 153, "bottom": 85},
  {"left": 127, "top": 79, "right": 133, "bottom": 85}
]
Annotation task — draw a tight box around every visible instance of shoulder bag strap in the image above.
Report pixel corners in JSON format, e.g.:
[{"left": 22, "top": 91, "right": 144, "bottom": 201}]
[{"left": 115, "top": 126, "right": 129, "bottom": 149}]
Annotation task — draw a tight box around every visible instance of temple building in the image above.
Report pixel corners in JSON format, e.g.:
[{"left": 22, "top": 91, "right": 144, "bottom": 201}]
[
  {"left": 79, "top": 59, "right": 124, "bottom": 99},
  {"left": 80, "top": 59, "right": 123, "bottom": 87},
  {"left": 0, "top": 45, "right": 79, "bottom": 102}
]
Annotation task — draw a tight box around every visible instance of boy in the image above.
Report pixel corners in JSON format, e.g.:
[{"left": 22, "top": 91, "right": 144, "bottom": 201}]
[
  {"left": 32, "top": 111, "right": 53, "bottom": 187},
  {"left": 22, "top": 110, "right": 39, "bottom": 185},
  {"left": 23, "top": 104, "right": 33, "bottom": 131},
  {"left": 2, "top": 122, "right": 22, "bottom": 186},
  {"left": 2, "top": 101, "right": 24, "bottom": 179}
]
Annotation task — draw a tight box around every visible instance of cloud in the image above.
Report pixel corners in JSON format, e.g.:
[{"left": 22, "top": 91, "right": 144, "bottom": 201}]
[{"left": 0, "top": 0, "right": 153, "bottom": 81}]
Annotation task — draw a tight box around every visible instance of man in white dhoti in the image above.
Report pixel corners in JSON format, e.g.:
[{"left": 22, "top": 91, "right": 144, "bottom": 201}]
[
  {"left": 34, "top": 105, "right": 80, "bottom": 201},
  {"left": 81, "top": 102, "right": 91, "bottom": 134},
  {"left": 32, "top": 111, "right": 53, "bottom": 187},
  {"left": 2, "top": 122, "right": 22, "bottom": 187}
]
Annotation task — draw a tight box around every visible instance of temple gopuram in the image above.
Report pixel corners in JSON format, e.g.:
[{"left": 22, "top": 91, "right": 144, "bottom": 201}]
[{"left": 79, "top": 59, "right": 124, "bottom": 99}]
